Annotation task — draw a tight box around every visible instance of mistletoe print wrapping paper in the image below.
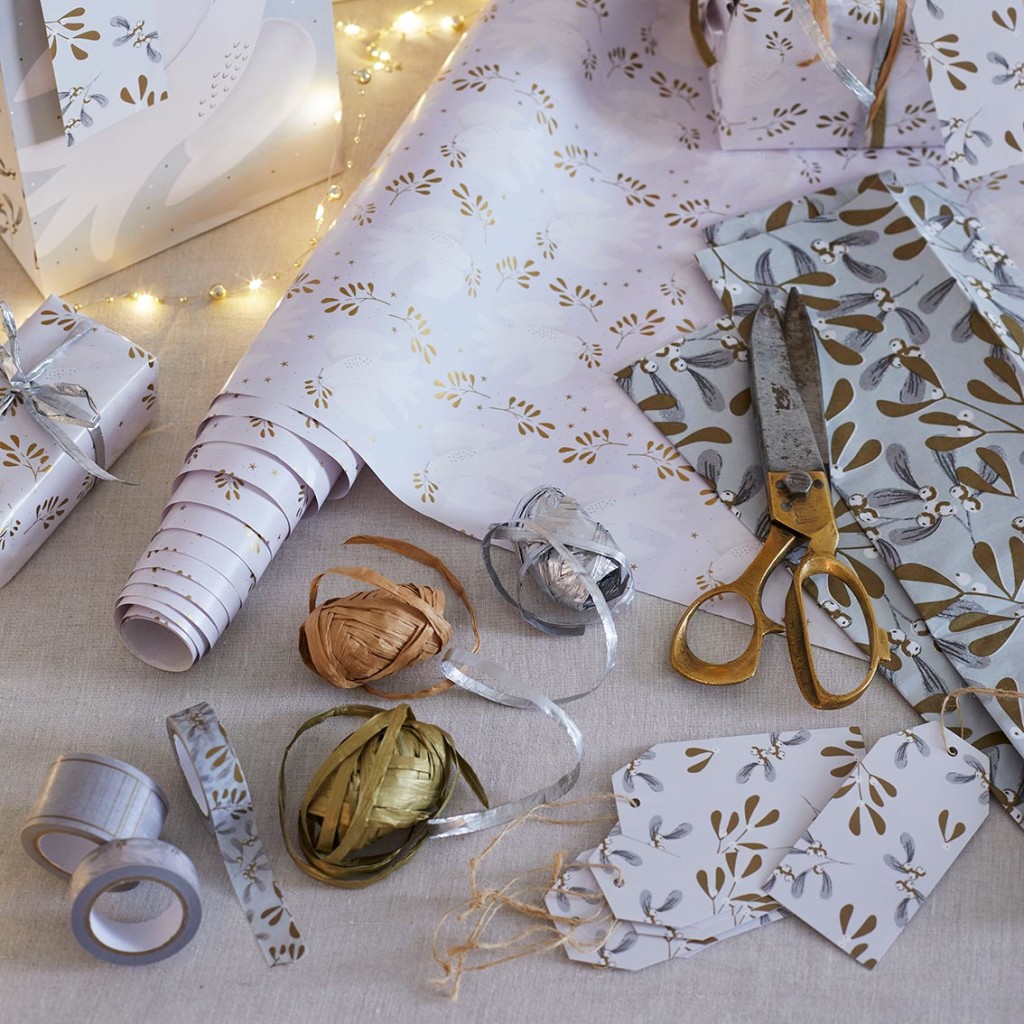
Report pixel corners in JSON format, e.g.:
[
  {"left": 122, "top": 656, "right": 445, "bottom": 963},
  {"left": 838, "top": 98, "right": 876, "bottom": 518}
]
[
  {"left": 771, "top": 721, "right": 990, "bottom": 968},
  {"left": 1, "top": 296, "right": 158, "bottom": 587},
  {"left": 39, "top": 0, "right": 169, "bottom": 144},
  {"left": 623, "top": 171, "right": 1024, "bottom": 832},
  {"left": 121, "top": 0, "right": 951, "bottom": 670},
  {"left": 702, "top": 0, "right": 1024, "bottom": 181}
]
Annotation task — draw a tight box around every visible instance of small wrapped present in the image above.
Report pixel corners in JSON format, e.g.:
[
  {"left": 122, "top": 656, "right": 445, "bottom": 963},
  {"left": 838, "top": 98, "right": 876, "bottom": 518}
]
[
  {"left": 699, "top": 0, "right": 940, "bottom": 152},
  {"left": 0, "top": 297, "right": 158, "bottom": 586}
]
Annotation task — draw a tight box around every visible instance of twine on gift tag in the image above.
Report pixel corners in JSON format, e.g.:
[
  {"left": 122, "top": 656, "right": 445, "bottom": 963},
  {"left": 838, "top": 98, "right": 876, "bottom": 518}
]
[
  {"left": 298, "top": 535, "right": 480, "bottom": 700},
  {"left": 431, "top": 795, "right": 619, "bottom": 1001},
  {"left": 939, "top": 685, "right": 1024, "bottom": 757}
]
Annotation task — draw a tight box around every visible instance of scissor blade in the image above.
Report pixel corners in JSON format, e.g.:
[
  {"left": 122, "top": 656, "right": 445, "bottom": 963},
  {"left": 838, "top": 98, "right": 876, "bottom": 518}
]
[
  {"left": 750, "top": 292, "right": 825, "bottom": 474},
  {"left": 783, "top": 289, "right": 830, "bottom": 469}
]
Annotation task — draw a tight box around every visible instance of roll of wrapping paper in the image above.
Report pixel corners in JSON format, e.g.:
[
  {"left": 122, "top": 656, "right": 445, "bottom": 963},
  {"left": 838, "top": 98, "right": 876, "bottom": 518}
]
[
  {"left": 114, "top": 0, "right": 885, "bottom": 673},
  {"left": 68, "top": 838, "right": 202, "bottom": 966},
  {"left": 166, "top": 702, "right": 305, "bottom": 967},
  {"left": 21, "top": 753, "right": 169, "bottom": 879}
]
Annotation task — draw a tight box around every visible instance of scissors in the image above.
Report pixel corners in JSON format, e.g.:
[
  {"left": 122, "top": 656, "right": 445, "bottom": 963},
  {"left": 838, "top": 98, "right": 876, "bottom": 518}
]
[{"left": 670, "top": 289, "right": 887, "bottom": 710}]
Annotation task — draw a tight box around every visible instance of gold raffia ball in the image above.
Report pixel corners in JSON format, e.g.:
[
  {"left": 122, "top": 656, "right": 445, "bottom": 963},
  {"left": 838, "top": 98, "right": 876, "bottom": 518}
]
[
  {"left": 299, "top": 581, "right": 453, "bottom": 690},
  {"left": 294, "top": 704, "right": 485, "bottom": 886}
]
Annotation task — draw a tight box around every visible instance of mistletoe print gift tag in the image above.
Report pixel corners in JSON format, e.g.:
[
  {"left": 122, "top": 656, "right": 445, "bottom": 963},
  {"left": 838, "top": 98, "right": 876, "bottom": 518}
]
[{"left": 771, "top": 721, "right": 990, "bottom": 968}]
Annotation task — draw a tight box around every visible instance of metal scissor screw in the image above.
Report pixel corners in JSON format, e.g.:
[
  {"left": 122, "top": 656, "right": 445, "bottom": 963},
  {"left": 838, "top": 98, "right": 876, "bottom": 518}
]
[{"left": 782, "top": 470, "right": 813, "bottom": 495}]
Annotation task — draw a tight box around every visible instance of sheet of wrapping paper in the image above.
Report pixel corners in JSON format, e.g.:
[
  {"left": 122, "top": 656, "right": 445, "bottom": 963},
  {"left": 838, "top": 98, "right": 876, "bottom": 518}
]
[
  {"left": 623, "top": 172, "right": 1024, "bottom": 830},
  {"left": 911, "top": 0, "right": 1024, "bottom": 181},
  {"left": 701, "top": 0, "right": 942, "bottom": 152},
  {"left": 179, "top": 0, "right": 952, "bottom": 652}
]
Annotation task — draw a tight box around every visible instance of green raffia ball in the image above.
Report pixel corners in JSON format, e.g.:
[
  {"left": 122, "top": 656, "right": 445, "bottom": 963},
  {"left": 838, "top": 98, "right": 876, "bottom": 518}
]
[{"left": 279, "top": 704, "right": 487, "bottom": 887}]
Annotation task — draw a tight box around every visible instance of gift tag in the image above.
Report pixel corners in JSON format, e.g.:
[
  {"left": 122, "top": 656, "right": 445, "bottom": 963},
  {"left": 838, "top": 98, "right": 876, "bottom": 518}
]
[
  {"left": 544, "top": 848, "right": 766, "bottom": 971},
  {"left": 772, "top": 721, "right": 990, "bottom": 968},
  {"left": 599, "top": 728, "right": 865, "bottom": 932}
]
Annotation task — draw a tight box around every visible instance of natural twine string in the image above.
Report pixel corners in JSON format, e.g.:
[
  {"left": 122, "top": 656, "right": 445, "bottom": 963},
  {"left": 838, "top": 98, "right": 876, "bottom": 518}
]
[
  {"left": 432, "top": 795, "right": 618, "bottom": 1001},
  {"left": 938, "top": 684, "right": 1024, "bottom": 756},
  {"left": 299, "top": 535, "right": 480, "bottom": 699}
]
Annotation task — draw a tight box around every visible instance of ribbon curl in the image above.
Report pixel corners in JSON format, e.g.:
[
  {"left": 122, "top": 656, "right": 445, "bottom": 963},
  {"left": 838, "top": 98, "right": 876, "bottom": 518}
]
[{"left": 0, "top": 301, "right": 121, "bottom": 482}]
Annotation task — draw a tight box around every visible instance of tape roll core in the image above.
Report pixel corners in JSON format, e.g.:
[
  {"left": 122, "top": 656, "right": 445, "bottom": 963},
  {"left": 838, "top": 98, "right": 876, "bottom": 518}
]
[
  {"left": 69, "top": 838, "right": 201, "bottom": 965},
  {"left": 172, "top": 735, "right": 209, "bottom": 815},
  {"left": 86, "top": 880, "right": 186, "bottom": 954}
]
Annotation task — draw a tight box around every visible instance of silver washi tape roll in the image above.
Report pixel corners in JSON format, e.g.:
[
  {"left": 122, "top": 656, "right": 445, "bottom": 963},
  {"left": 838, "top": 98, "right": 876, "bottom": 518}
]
[
  {"left": 69, "top": 838, "right": 202, "bottom": 966},
  {"left": 167, "top": 702, "right": 306, "bottom": 966},
  {"left": 21, "top": 754, "right": 169, "bottom": 878}
]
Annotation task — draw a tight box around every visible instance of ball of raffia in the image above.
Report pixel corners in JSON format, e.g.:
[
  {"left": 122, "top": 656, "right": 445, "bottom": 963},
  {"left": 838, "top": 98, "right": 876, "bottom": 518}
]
[
  {"left": 299, "top": 566, "right": 454, "bottom": 698},
  {"left": 279, "top": 703, "right": 487, "bottom": 887}
]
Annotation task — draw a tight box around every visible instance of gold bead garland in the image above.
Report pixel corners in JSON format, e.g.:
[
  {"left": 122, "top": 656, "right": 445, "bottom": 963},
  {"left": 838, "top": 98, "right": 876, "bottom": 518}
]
[
  {"left": 299, "top": 535, "right": 480, "bottom": 700},
  {"left": 279, "top": 703, "right": 487, "bottom": 887},
  {"left": 67, "top": 2, "right": 477, "bottom": 314}
]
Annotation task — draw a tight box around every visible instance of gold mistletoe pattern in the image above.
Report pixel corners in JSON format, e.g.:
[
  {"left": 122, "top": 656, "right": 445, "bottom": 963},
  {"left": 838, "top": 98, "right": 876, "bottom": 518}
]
[
  {"left": 705, "top": 0, "right": 942, "bottom": 153},
  {"left": 40, "top": 0, "right": 170, "bottom": 143},
  {"left": 623, "top": 173, "right": 1024, "bottom": 827},
  {"left": 0, "top": 434, "right": 52, "bottom": 482},
  {"left": 772, "top": 723, "right": 989, "bottom": 968},
  {"left": 219, "top": 0, "right": 941, "bottom": 638}
]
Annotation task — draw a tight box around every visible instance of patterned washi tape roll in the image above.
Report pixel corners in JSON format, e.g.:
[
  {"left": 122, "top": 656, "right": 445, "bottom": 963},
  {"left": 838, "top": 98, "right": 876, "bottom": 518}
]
[
  {"left": 21, "top": 754, "right": 169, "bottom": 879},
  {"left": 166, "top": 702, "right": 305, "bottom": 966},
  {"left": 69, "top": 838, "right": 202, "bottom": 966}
]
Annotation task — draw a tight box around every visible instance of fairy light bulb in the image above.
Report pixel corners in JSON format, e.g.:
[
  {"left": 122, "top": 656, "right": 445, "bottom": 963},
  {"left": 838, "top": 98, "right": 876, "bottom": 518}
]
[
  {"left": 71, "top": 2, "right": 486, "bottom": 317},
  {"left": 393, "top": 11, "right": 423, "bottom": 34}
]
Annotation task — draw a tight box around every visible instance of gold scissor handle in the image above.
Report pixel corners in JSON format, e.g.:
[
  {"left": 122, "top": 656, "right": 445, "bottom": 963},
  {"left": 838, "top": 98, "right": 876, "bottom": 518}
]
[
  {"left": 785, "top": 552, "right": 887, "bottom": 710},
  {"left": 670, "top": 526, "right": 798, "bottom": 685}
]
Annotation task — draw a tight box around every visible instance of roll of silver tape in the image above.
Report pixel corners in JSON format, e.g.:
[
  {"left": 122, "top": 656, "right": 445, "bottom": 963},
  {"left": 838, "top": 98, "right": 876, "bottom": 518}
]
[
  {"left": 69, "top": 838, "right": 202, "bottom": 966},
  {"left": 21, "top": 754, "right": 169, "bottom": 878}
]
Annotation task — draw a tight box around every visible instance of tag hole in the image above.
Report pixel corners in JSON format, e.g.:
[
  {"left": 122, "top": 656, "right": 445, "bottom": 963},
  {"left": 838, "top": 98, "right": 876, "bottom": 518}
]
[
  {"left": 947, "top": 746, "right": 958, "bottom": 757},
  {"left": 614, "top": 878, "right": 624, "bottom": 888},
  {"left": 629, "top": 798, "right": 640, "bottom": 808}
]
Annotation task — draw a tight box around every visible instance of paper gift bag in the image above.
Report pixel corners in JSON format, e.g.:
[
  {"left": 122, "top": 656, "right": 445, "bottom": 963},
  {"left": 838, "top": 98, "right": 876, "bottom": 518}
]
[
  {"left": 0, "top": 296, "right": 158, "bottom": 586},
  {"left": 0, "top": 0, "right": 339, "bottom": 294}
]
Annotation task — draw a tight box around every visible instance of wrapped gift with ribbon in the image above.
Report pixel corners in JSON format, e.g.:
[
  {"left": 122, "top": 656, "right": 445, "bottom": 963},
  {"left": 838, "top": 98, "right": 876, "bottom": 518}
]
[
  {"left": 0, "top": 297, "right": 158, "bottom": 587},
  {"left": 697, "top": 0, "right": 1024, "bottom": 179}
]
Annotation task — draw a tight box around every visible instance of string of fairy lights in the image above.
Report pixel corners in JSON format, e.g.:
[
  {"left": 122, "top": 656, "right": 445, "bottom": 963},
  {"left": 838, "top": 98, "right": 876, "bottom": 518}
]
[{"left": 71, "top": 1, "right": 473, "bottom": 315}]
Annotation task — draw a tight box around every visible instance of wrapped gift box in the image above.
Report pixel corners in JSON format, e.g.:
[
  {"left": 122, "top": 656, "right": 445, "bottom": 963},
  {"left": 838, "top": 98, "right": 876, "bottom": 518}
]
[
  {"left": 0, "top": 0, "right": 339, "bottom": 294},
  {"left": 702, "top": 1, "right": 941, "bottom": 152},
  {"left": 0, "top": 297, "right": 158, "bottom": 586}
]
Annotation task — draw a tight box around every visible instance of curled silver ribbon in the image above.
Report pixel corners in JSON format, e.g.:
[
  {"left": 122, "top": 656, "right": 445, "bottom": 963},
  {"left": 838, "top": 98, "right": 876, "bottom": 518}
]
[
  {"left": 790, "top": 0, "right": 877, "bottom": 108},
  {"left": 0, "top": 301, "right": 120, "bottom": 482},
  {"left": 423, "top": 491, "right": 635, "bottom": 839},
  {"left": 429, "top": 649, "right": 584, "bottom": 838}
]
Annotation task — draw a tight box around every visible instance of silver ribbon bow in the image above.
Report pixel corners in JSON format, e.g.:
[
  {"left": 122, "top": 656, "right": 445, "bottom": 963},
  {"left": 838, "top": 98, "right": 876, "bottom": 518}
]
[
  {"left": 0, "top": 301, "right": 120, "bottom": 482},
  {"left": 790, "top": 0, "right": 901, "bottom": 142}
]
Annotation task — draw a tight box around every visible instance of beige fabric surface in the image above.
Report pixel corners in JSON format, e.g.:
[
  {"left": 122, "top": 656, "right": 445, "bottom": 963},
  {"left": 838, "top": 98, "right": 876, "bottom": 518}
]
[{"left": 1, "top": 4, "right": 1022, "bottom": 1021}]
